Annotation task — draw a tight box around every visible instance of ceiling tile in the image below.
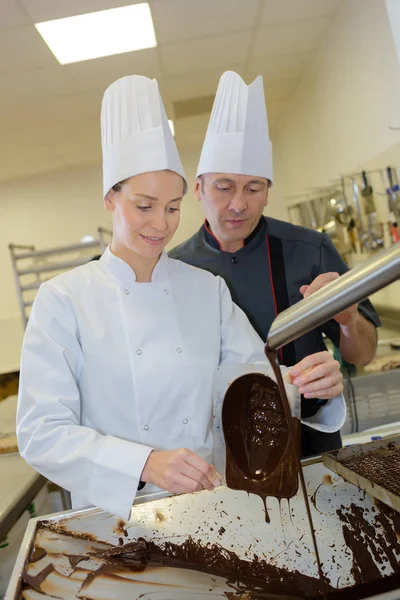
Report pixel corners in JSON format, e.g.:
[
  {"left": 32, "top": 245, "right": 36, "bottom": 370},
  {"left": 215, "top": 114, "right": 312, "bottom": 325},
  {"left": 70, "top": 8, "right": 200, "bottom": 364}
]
[
  {"left": 20, "top": 0, "right": 142, "bottom": 22},
  {"left": 0, "top": 26, "right": 59, "bottom": 74},
  {"left": 0, "top": 67, "right": 77, "bottom": 111},
  {"left": 251, "top": 17, "right": 331, "bottom": 59},
  {"left": 151, "top": 0, "right": 259, "bottom": 44},
  {"left": 260, "top": 0, "right": 343, "bottom": 25},
  {"left": 64, "top": 48, "right": 160, "bottom": 92},
  {"left": 0, "top": 0, "right": 32, "bottom": 30},
  {"left": 160, "top": 31, "right": 252, "bottom": 76}
]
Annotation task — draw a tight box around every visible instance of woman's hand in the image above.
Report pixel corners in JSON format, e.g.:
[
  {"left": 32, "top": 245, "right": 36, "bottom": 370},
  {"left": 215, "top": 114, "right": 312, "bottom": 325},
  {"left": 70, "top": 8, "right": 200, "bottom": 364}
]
[
  {"left": 289, "top": 351, "right": 343, "bottom": 400},
  {"left": 141, "top": 448, "right": 221, "bottom": 494}
]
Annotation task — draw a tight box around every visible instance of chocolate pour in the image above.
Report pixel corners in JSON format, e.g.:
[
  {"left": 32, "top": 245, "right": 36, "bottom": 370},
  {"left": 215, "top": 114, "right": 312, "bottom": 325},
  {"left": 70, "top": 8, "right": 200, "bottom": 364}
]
[
  {"left": 266, "top": 346, "right": 327, "bottom": 598},
  {"left": 222, "top": 348, "right": 326, "bottom": 595}
]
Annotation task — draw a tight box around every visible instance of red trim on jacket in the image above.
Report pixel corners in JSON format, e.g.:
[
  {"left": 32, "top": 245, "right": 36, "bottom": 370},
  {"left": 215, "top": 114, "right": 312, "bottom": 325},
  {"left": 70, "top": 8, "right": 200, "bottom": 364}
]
[{"left": 203, "top": 220, "right": 222, "bottom": 250}]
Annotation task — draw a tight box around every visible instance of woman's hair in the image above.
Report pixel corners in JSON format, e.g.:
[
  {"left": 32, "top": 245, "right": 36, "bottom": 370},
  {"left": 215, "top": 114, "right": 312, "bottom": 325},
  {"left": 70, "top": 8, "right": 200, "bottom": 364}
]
[{"left": 112, "top": 179, "right": 127, "bottom": 192}]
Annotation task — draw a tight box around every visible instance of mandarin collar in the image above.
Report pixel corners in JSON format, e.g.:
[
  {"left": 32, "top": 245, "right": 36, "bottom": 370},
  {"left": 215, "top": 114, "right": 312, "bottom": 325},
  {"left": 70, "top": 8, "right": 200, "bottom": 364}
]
[
  {"left": 100, "top": 246, "right": 170, "bottom": 283},
  {"left": 202, "top": 217, "right": 267, "bottom": 254}
]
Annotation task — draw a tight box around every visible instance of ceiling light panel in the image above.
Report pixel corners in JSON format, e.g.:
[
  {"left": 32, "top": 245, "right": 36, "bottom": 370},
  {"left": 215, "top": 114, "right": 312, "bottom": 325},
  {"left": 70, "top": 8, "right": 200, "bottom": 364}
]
[{"left": 35, "top": 3, "right": 157, "bottom": 65}]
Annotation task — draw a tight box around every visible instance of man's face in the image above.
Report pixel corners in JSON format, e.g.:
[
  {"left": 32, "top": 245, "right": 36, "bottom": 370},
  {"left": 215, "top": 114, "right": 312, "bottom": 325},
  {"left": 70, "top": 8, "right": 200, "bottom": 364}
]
[{"left": 195, "top": 173, "right": 269, "bottom": 246}]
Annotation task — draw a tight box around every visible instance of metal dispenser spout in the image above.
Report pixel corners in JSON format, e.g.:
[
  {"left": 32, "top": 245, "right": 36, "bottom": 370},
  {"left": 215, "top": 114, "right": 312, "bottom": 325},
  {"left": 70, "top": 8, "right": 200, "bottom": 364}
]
[{"left": 266, "top": 243, "right": 400, "bottom": 351}]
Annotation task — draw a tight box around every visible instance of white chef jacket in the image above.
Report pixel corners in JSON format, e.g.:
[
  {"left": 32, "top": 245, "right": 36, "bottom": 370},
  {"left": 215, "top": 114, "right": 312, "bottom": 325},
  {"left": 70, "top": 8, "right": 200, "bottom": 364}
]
[{"left": 17, "top": 248, "right": 345, "bottom": 519}]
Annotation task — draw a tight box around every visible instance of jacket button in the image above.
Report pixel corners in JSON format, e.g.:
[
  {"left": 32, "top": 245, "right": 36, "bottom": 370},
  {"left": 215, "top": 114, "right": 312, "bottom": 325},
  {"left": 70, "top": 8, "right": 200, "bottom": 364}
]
[
  {"left": 231, "top": 257, "right": 238, "bottom": 264},
  {"left": 124, "top": 289, "right": 130, "bottom": 295},
  {"left": 143, "top": 425, "right": 149, "bottom": 431},
  {"left": 183, "top": 418, "right": 188, "bottom": 425},
  {"left": 137, "top": 350, "right": 142, "bottom": 355},
  {"left": 176, "top": 348, "right": 182, "bottom": 353}
]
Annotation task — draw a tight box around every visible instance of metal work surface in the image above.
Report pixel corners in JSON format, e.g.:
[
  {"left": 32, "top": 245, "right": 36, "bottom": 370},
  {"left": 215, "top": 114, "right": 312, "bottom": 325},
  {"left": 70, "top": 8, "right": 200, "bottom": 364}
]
[
  {"left": 0, "top": 453, "right": 46, "bottom": 542},
  {"left": 6, "top": 461, "right": 400, "bottom": 599}
]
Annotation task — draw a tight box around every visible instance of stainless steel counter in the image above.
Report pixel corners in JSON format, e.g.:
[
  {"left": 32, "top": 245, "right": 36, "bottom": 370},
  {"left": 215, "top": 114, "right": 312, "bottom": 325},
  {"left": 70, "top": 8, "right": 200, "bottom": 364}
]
[{"left": 0, "top": 452, "right": 46, "bottom": 541}]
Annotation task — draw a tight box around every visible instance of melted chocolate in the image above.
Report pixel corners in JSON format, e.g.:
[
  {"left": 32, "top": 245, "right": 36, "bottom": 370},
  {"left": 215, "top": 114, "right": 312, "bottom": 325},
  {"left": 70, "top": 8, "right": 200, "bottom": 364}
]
[
  {"left": 266, "top": 347, "right": 326, "bottom": 597},
  {"left": 22, "top": 563, "right": 54, "bottom": 592},
  {"left": 29, "top": 546, "right": 47, "bottom": 563},
  {"left": 336, "top": 501, "right": 400, "bottom": 585},
  {"left": 222, "top": 347, "right": 327, "bottom": 595},
  {"left": 223, "top": 373, "right": 300, "bottom": 522},
  {"left": 95, "top": 535, "right": 330, "bottom": 598}
]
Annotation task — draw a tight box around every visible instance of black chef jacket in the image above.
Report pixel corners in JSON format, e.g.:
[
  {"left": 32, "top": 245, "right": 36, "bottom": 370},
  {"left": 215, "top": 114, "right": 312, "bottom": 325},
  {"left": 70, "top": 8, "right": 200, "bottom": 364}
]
[{"left": 170, "top": 216, "right": 380, "bottom": 456}]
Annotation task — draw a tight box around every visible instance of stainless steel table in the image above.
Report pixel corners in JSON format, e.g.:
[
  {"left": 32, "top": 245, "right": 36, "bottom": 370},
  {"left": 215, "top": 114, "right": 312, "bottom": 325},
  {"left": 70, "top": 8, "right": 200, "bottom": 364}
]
[{"left": 0, "top": 453, "right": 46, "bottom": 541}]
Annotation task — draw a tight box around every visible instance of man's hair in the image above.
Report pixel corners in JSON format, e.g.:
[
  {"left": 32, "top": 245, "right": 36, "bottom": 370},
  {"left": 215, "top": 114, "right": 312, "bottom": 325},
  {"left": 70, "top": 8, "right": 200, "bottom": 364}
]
[{"left": 198, "top": 174, "right": 205, "bottom": 193}]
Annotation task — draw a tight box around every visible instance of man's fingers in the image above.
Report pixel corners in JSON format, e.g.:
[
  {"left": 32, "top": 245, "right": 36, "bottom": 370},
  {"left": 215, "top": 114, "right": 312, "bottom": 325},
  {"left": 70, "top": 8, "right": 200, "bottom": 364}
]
[
  {"left": 302, "top": 272, "right": 340, "bottom": 297},
  {"left": 299, "top": 373, "right": 342, "bottom": 395},
  {"left": 290, "top": 351, "right": 331, "bottom": 378},
  {"left": 292, "top": 360, "right": 340, "bottom": 386},
  {"left": 299, "top": 285, "right": 308, "bottom": 296},
  {"left": 303, "top": 384, "right": 343, "bottom": 400}
]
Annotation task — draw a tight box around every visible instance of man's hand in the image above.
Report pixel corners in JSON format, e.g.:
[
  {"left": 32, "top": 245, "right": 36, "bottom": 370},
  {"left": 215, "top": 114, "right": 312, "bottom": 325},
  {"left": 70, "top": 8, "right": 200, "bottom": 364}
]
[
  {"left": 141, "top": 448, "right": 221, "bottom": 494},
  {"left": 300, "top": 272, "right": 358, "bottom": 326},
  {"left": 289, "top": 351, "right": 343, "bottom": 400}
]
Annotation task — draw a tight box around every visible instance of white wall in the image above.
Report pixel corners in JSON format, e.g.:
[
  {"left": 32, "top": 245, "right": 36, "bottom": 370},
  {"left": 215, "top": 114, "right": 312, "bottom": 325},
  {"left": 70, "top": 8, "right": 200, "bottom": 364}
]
[
  {"left": 386, "top": 0, "right": 400, "bottom": 65},
  {"left": 273, "top": 0, "right": 400, "bottom": 199},
  {"left": 0, "top": 142, "right": 284, "bottom": 373},
  {"left": 272, "top": 0, "right": 400, "bottom": 313}
]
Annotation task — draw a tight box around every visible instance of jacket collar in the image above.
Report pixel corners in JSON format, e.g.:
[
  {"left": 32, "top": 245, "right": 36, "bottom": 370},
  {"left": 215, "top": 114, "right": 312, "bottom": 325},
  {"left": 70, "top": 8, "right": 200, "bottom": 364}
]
[
  {"left": 100, "top": 246, "right": 169, "bottom": 283},
  {"left": 202, "top": 217, "right": 266, "bottom": 253}
]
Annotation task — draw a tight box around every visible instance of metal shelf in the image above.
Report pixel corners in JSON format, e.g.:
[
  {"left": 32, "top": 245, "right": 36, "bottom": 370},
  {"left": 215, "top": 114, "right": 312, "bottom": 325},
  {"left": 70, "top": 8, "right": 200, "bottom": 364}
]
[{"left": 9, "top": 227, "right": 112, "bottom": 328}]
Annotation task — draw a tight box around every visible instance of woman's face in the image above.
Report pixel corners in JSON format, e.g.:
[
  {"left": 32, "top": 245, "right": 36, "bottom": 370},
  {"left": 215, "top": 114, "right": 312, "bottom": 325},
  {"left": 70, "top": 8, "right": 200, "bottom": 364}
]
[{"left": 105, "top": 170, "right": 185, "bottom": 259}]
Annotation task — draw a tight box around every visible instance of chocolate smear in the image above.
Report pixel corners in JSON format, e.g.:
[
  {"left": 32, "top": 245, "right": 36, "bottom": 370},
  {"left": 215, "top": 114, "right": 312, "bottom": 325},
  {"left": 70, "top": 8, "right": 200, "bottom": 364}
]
[
  {"left": 95, "top": 535, "right": 331, "bottom": 598},
  {"left": 336, "top": 501, "right": 400, "bottom": 585}
]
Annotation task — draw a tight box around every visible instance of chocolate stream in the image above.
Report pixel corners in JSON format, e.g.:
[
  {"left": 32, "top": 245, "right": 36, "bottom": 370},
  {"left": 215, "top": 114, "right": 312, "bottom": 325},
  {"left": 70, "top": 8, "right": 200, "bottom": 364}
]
[{"left": 266, "top": 346, "right": 327, "bottom": 599}]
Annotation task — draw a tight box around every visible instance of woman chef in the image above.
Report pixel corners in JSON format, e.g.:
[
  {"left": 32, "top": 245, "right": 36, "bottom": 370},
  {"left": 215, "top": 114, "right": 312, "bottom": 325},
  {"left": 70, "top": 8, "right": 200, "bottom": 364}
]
[{"left": 17, "top": 75, "right": 345, "bottom": 520}]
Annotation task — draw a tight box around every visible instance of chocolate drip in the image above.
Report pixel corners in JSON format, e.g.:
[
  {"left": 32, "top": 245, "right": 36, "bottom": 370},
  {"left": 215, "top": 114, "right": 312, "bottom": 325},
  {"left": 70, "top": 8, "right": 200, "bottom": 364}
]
[{"left": 266, "top": 347, "right": 327, "bottom": 598}]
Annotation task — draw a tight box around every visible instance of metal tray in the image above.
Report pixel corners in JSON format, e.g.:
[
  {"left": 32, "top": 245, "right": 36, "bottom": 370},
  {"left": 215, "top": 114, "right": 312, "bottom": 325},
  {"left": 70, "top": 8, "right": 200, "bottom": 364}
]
[
  {"left": 323, "top": 435, "right": 400, "bottom": 512},
  {"left": 5, "top": 458, "right": 400, "bottom": 599}
]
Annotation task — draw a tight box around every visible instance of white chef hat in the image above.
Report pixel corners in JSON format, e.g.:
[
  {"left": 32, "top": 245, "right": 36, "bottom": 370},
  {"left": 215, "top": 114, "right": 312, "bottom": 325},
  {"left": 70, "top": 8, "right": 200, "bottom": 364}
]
[
  {"left": 196, "top": 71, "right": 273, "bottom": 184},
  {"left": 101, "top": 75, "right": 187, "bottom": 197}
]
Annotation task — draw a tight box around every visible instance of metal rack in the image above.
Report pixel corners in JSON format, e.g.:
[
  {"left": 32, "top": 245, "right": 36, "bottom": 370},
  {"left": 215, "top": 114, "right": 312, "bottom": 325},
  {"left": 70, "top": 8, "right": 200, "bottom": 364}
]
[
  {"left": 9, "top": 227, "right": 112, "bottom": 328},
  {"left": 286, "top": 166, "right": 400, "bottom": 260}
]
